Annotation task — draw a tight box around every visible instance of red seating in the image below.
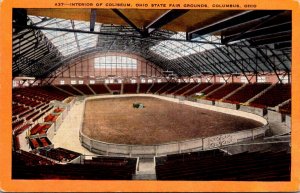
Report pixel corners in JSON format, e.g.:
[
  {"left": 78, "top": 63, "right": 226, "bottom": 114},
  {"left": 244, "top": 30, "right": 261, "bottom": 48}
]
[
  {"left": 89, "top": 84, "right": 110, "bottom": 94},
  {"left": 156, "top": 150, "right": 290, "bottom": 181},
  {"left": 30, "top": 124, "right": 51, "bottom": 135},
  {"left": 250, "top": 84, "right": 291, "bottom": 108},
  {"left": 173, "top": 83, "right": 198, "bottom": 95},
  {"left": 165, "top": 83, "right": 189, "bottom": 94},
  {"left": 183, "top": 83, "right": 212, "bottom": 96},
  {"left": 206, "top": 83, "right": 242, "bottom": 100},
  {"left": 55, "top": 85, "right": 82, "bottom": 95},
  {"left": 138, "top": 83, "right": 152, "bottom": 93},
  {"left": 123, "top": 83, "right": 137, "bottom": 94},
  {"left": 72, "top": 84, "right": 94, "bottom": 95},
  {"left": 107, "top": 84, "right": 121, "bottom": 92},
  {"left": 39, "top": 147, "right": 81, "bottom": 162},
  {"left": 225, "top": 83, "right": 271, "bottom": 104},
  {"left": 53, "top": 107, "right": 64, "bottom": 113},
  {"left": 44, "top": 114, "right": 58, "bottom": 122},
  {"left": 12, "top": 150, "right": 55, "bottom": 166},
  {"left": 148, "top": 83, "right": 168, "bottom": 93}
]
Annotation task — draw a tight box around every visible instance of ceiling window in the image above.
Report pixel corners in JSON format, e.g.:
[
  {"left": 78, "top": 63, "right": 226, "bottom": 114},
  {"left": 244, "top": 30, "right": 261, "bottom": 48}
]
[{"left": 94, "top": 56, "right": 137, "bottom": 69}]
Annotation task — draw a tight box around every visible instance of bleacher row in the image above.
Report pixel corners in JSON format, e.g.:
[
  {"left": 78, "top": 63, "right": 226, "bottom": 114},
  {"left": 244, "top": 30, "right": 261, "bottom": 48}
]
[
  {"left": 12, "top": 150, "right": 137, "bottom": 180},
  {"left": 155, "top": 149, "right": 290, "bottom": 181},
  {"left": 53, "top": 82, "right": 291, "bottom": 114}
]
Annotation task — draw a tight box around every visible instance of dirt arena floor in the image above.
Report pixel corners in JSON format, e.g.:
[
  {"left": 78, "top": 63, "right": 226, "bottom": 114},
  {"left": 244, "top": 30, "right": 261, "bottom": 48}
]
[{"left": 82, "top": 96, "right": 263, "bottom": 145}]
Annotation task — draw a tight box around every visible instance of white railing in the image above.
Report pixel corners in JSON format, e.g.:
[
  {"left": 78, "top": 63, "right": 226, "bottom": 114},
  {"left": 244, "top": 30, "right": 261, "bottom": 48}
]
[{"left": 79, "top": 94, "right": 269, "bottom": 157}]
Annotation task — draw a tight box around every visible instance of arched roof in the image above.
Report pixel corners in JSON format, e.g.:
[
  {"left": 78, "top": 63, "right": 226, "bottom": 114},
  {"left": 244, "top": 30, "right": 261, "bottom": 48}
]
[{"left": 13, "top": 8, "right": 291, "bottom": 79}]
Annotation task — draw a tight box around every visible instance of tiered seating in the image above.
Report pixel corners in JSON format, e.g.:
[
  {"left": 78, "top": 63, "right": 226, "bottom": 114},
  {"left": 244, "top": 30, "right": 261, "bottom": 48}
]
[
  {"left": 89, "top": 84, "right": 110, "bottom": 94},
  {"left": 14, "top": 124, "right": 31, "bottom": 136},
  {"left": 123, "top": 83, "right": 137, "bottom": 94},
  {"left": 56, "top": 85, "right": 83, "bottom": 95},
  {"left": 39, "top": 85, "right": 71, "bottom": 100},
  {"left": 183, "top": 83, "right": 212, "bottom": 96},
  {"left": 224, "top": 83, "right": 271, "bottom": 104},
  {"left": 173, "top": 83, "right": 198, "bottom": 95},
  {"left": 107, "top": 84, "right": 121, "bottom": 92},
  {"left": 39, "top": 148, "right": 81, "bottom": 162},
  {"left": 156, "top": 150, "right": 290, "bottom": 181},
  {"left": 13, "top": 156, "right": 137, "bottom": 180},
  {"left": 30, "top": 124, "right": 51, "bottom": 135},
  {"left": 165, "top": 83, "right": 188, "bottom": 94},
  {"left": 72, "top": 84, "right": 94, "bottom": 95},
  {"left": 157, "top": 83, "right": 178, "bottom": 94},
  {"left": 250, "top": 84, "right": 291, "bottom": 108},
  {"left": 12, "top": 150, "right": 55, "bottom": 166},
  {"left": 12, "top": 119, "right": 24, "bottom": 130},
  {"left": 12, "top": 105, "right": 29, "bottom": 116},
  {"left": 138, "top": 83, "right": 152, "bottom": 93},
  {"left": 206, "top": 83, "right": 242, "bottom": 101},
  {"left": 201, "top": 83, "right": 223, "bottom": 95},
  {"left": 279, "top": 101, "right": 291, "bottom": 115},
  {"left": 148, "top": 83, "right": 168, "bottom": 93}
]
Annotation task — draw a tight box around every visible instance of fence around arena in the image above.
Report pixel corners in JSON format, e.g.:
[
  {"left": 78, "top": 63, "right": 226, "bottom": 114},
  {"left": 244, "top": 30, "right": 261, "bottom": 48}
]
[{"left": 79, "top": 94, "right": 269, "bottom": 157}]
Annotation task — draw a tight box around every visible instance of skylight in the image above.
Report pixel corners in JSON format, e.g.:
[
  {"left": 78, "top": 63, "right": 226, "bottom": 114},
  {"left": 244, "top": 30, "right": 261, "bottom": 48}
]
[
  {"left": 150, "top": 32, "right": 222, "bottom": 60},
  {"left": 28, "top": 16, "right": 101, "bottom": 56}
]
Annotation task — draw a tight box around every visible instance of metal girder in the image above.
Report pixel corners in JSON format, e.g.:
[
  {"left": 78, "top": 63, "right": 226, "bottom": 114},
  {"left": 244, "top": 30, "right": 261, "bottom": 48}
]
[
  {"left": 111, "top": 9, "right": 145, "bottom": 37},
  {"left": 275, "top": 42, "right": 291, "bottom": 50},
  {"left": 145, "top": 10, "right": 189, "bottom": 33},
  {"left": 222, "top": 22, "right": 291, "bottom": 44},
  {"left": 71, "top": 20, "right": 80, "bottom": 51},
  {"left": 265, "top": 45, "right": 290, "bottom": 73},
  {"left": 14, "top": 24, "right": 224, "bottom": 45},
  {"left": 251, "top": 33, "right": 291, "bottom": 46},
  {"left": 188, "top": 10, "right": 284, "bottom": 40},
  {"left": 255, "top": 46, "right": 282, "bottom": 83},
  {"left": 90, "top": 9, "right": 97, "bottom": 32}
]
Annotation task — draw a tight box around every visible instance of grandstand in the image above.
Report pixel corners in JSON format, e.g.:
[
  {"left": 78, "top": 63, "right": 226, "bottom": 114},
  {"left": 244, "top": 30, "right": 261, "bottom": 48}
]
[{"left": 11, "top": 8, "right": 291, "bottom": 181}]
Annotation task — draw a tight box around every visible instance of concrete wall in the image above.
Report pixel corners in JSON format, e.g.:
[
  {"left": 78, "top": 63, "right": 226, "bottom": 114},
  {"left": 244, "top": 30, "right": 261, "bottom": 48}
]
[
  {"left": 239, "top": 105, "right": 267, "bottom": 116},
  {"left": 215, "top": 101, "right": 238, "bottom": 110},
  {"left": 267, "top": 110, "right": 283, "bottom": 122}
]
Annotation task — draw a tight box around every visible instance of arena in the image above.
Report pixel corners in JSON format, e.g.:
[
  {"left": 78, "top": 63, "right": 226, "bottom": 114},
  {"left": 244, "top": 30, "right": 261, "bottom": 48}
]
[{"left": 11, "top": 8, "right": 291, "bottom": 181}]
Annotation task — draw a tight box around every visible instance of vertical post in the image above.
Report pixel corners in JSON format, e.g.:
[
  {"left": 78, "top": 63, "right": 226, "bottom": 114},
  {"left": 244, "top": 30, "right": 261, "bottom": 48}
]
[{"left": 89, "top": 139, "right": 92, "bottom": 152}]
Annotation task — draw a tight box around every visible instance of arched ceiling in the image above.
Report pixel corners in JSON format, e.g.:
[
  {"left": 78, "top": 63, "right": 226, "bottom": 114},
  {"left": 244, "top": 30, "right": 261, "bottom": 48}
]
[{"left": 12, "top": 8, "right": 291, "bottom": 80}]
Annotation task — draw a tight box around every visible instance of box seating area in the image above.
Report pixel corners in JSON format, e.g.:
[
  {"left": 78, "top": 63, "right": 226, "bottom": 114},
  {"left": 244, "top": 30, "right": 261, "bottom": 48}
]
[
  {"left": 55, "top": 85, "right": 83, "bottom": 95},
  {"left": 123, "top": 83, "right": 138, "bottom": 94},
  {"left": 89, "top": 84, "right": 110, "bottom": 94},
  {"left": 224, "top": 83, "right": 271, "bottom": 104},
  {"left": 148, "top": 83, "right": 168, "bottom": 93},
  {"left": 138, "top": 83, "right": 153, "bottom": 93},
  {"left": 173, "top": 83, "right": 198, "bottom": 95},
  {"left": 201, "top": 83, "right": 224, "bottom": 95},
  {"left": 13, "top": 150, "right": 55, "bottom": 166},
  {"left": 44, "top": 114, "right": 58, "bottom": 122},
  {"left": 279, "top": 101, "right": 291, "bottom": 115},
  {"left": 250, "top": 84, "right": 291, "bottom": 108},
  {"left": 30, "top": 124, "right": 51, "bottom": 135},
  {"left": 206, "top": 83, "right": 243, "bottom": 101},
  {"left": 156, "top": 150, "right": 290, "bottom": 181},
  {"left": 39, "top": 147, "right": 81, "bottom": 162},
  {"left": 72, "top": 84, "right": 94, "bottom": 95},
  {"left": 165, "top": 83, "right": 188, "bottom": 94},
  {"left": 29, "top": 137, "right": 52, "bottom": 149},
  {"left": 183, "top": 83, "right": 212, "bottom": 96},
  {"left": 53, "top": 107, "right": 64, "bottom": 113}
]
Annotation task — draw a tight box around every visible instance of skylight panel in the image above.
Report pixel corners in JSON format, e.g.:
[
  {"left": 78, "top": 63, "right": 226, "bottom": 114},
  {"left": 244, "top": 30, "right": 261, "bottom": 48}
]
[{"left": 150, "top": 32, "right": 222, "bottom": 60}]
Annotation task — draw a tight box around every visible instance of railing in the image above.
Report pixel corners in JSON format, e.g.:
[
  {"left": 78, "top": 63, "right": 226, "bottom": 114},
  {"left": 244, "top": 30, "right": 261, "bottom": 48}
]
[{"left": 79, "top": 94, "right": 269, "bottom": 157}]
